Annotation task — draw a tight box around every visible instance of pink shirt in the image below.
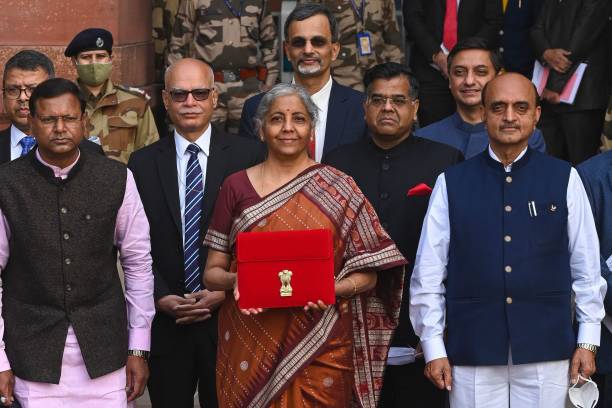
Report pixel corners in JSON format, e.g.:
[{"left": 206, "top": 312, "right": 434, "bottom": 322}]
[{"left": 0, "top": 150, "right": 155, "bottom": 372}]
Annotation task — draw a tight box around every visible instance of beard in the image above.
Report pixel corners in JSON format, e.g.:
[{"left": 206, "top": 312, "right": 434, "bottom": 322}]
[{"left": 296, "top": 61, "right": 323, "bottom": 76}]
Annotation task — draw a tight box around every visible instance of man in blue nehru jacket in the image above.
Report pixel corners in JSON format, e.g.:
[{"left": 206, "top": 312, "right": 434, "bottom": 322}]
[
  {"left": 415, "top": 37, "right": 546, "bottom": 159},
  {"left": 410, "top": 72, "right": 605, "bottom": 407}
]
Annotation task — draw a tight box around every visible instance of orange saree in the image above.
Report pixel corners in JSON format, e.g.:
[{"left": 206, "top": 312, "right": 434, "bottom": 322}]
[{"left": 204, "top": 165, "right": 406, "bottom": 408}]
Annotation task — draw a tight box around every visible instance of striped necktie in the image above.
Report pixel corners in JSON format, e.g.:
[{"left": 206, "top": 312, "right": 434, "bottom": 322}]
[
  {"left": 19, "top": 136, "right": 36, "bottom": 156},
  {"left": 184, "top": 143, "right": 204, "bottom": 293}
]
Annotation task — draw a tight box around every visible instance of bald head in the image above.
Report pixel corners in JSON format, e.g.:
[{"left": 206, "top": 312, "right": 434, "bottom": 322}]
[
  {"left": 482, "top": 73, "right": 539, "bottom": 108},
  {"left": 164, "top": 58, "right": 214, "bottom": 89},
  {"left": 162, "top": 58, "right": 218, "bottom": 141},
  {"left": 482, "top": 72, "right": 541, "bottom": 150}
]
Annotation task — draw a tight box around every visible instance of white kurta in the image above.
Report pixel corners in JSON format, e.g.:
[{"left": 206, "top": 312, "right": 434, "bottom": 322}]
[{"left": 409, "top": 147, "right": 606, "bottom": 407}]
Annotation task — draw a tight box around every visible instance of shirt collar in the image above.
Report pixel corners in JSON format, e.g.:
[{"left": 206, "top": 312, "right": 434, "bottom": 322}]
[
  {"left": 291, "top": 76, "right": 334, "bottom": 101},
  {"left": 451, "top": 112, "right": 486, "bottom": 134},
  {"left": 310, "top": 76, "right": 333, "bottom": 101},
  {"left": 367, "top": 132, "right": 415, "bottom": 156},
  {"left": 488, "top": 145, "right": 528, "bottom": 172},
  {"left": 34, "top": 148, "right": 80, "bottom": 178},
  {"left": 10, "top": 125, "right": 30, "bottom": 149},
  {"left": 174, "top": 124, "right": 212, "bottom": 158}
]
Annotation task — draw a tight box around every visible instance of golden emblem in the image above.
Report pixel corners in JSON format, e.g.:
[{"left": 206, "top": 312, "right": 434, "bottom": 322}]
[{"left": 278, "top": 269, "right": 293, "bottom": 297}]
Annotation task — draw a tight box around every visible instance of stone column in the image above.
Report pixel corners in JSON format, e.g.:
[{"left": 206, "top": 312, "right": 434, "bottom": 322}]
[{"left": 0, "top": 0, "right": 154, "bottom": 128}]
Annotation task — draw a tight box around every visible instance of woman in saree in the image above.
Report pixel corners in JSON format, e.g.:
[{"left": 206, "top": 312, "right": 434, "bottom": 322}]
[{"left": 203, "top": 83, "right": 406, "bottom": 408}]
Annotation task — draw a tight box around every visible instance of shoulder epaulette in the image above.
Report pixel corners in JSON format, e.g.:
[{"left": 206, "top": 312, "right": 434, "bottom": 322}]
[{"left": 117, "top": 84, "right": 151, "bottom": 101}]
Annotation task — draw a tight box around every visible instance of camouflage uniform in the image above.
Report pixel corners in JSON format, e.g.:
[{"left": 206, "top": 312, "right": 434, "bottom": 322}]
[
  {"left": 168, "top": 0, "right": 279, "bottom": 133},
  {"left": 300, "top": 0, "right": 404, "bottom": 92},
  {"left": 152, "top": 0, "right": 180, "bottom": 82},
  {"left": 80, "top": 80, "right": 160, "bottom": 164},
  {"left": 603, "top": 93, "right": 612, "bottom": 151}
]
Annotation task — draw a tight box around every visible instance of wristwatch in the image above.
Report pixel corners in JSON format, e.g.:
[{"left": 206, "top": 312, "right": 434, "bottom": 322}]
[
  {"left": 577, "top": 343, "right": 598, "bottom": 355},
  {"left": 128, "top": 349, "right": 150, "bottom": 361}
]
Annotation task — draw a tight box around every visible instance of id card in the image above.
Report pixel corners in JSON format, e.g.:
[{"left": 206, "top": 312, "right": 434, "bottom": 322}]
[{"left": 356, "top": 32, "right": 372, "bottom": 56}]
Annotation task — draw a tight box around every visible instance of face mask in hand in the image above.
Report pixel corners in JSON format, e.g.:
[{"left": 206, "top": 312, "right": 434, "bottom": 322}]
[
  {"left": 77, "top": 63, "right": 112, "bottom": 86},
  {"left": 568, "top": 375, "right": 599, "bottom": 408}
]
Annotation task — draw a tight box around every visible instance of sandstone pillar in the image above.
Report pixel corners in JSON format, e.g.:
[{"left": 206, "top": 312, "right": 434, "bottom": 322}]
[{"left": 0, "top": 0, "right": 154, "bottom": 128}]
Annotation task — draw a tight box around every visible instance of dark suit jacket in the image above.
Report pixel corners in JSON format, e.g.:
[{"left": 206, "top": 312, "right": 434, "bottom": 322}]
[
  {"left": 0, "top": 126, "right": 105, "bottom": 164},
  {"left": 403, "top": 0, "right": 503, "bottom": 84},
  {"left": 238, "top": 81, "right": 368, "bottom": 156},
  {"left": 127, "top": 125, "right": 263, "bottom": 353},
  {"left": 501, "top": 0, "right": 544, "bottom": 78},
  {"left": 531, "top": 0, "right": 612, "bottom": 112}
]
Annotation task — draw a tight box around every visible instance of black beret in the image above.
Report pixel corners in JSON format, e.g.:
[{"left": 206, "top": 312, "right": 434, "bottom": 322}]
[{"left": 64, "top": 28, "right": 113, "bottom": 57}]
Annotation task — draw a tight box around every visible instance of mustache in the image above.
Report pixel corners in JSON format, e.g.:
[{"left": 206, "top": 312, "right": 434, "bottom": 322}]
[
  {"left": 298, "top": 56, "right": 321, "bottom": 63},
  {"left": 179, "top": 109, "right": 204, "bottom": 115},
  {"left": 500, "top": 123, "right": 520, "bottom": 129},
  {"left": 378, "top": 111, "right": 399, "bottom": 120}
]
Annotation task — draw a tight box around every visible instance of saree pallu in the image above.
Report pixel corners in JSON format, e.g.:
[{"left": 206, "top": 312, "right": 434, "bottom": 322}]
[{"left": 204, "top": 165, "right": 406, "bottom": 408}]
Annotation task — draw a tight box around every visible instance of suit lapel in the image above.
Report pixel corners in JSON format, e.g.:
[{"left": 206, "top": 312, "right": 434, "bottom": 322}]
[
  {"left": 202, "top": 126, "right": 229, "bottom": 221},
  {"left": 156, "top": 137, "right": 182, "bottom": 234},
  {"left": 0, "top": 127, "right": 12, "bottom": 164},
  {"left": 323, "top": 81, "right": 349, "bottom": 156}
]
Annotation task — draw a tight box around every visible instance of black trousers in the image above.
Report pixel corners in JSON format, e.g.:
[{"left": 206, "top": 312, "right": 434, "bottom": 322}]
[
  {"left": 148, "top": 316, "right": 218, "bottom": 408},
  {"left": 378, "top": 359, "right": 447, "bottom": 408},
  {"left": 538, "top": 106, "right": 605, "bottom": 165}
]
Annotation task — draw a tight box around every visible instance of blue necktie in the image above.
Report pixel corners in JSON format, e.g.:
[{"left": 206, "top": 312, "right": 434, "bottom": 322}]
[
  {"left": 19, "top": 136, "right": 36, "bottom": 156},
  {"left": 184, "top": 144, "right": 204, "bottom": 293}
]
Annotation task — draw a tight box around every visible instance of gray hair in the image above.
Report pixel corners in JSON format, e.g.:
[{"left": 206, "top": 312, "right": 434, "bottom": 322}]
[{"left": 253, "top": 83, "right": 319, "bottom": 136}]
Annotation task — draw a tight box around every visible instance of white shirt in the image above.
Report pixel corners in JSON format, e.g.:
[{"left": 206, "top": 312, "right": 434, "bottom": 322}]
[
  {"left": 293, "top": 76, "right": 333, "bottom": 162},
  {"left": 174, "top": 126, "right": 211, "bottom": 241},
  {"left": 10, "top": 125, "right": 30, "bottom": 161},
  {"left": 410, "top": 146, "right": 606, "bottom": 363}
]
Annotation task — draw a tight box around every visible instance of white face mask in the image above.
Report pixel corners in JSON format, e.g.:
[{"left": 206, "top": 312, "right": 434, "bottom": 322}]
[{"left": 568, "top": 375, "right": 599, "bottom": 408}]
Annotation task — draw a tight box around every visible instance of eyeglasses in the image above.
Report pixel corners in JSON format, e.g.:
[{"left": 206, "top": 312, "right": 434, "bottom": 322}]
[
  {"left": 36, "top": 114, "right": 82, "bottom": 127},
  {"left": 367, "top": 95, "right": 411, "bottom": 107},
  {"left": 289, "top": 36, "right": 330, "bottom": 48},
  {"left": 3, "top": 85, "right": 37, "bottom": 99},
  {"left": 168, "top": 88, "right": 212, "bottom": 102}
]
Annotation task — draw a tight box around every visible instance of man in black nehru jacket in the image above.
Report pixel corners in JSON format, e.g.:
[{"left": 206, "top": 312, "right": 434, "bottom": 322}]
[{"left": 324, "top": 62, "right": 463, "bottom": 407}]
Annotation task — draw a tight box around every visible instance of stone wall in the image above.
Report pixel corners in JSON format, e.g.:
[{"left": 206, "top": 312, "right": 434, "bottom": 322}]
[{"left": 0, "top": 0, "right": 154, "bottom": 129}]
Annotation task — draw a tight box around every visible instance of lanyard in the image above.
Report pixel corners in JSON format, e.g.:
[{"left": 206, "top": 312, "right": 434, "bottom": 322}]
[
  {"left": 223, "top": 0, "right": 243, "bottom": 18},
  {"left": 349, "top": 0, "right": 365, "bottom": 26}
]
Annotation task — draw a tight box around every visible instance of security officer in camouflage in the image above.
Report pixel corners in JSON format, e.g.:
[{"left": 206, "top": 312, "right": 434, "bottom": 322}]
[
  {"left": 65, "top": 28, "right": 160, "bottom": 164},
  {"left": 299, "top": 0, "right": 404, "bottom": 92},
  {"left": 168, "top": 0, "right": 279, "bottom": 133},
  {"left": 152, "top": 0, "right": 180, "bottom": 82}
]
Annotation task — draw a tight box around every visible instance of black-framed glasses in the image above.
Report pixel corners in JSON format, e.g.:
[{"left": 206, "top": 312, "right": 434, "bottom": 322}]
[
  {"left": 36, "top": 114, "right": 82, "bottom": 127},
  {"left": 367, "top": 95, "right": 411, "bottom": 107},
  {"left": 3, "top": 85, "right": 37, "bottom": 100},
  {"left": 289, "top": 36, "right": 330, "bottom": 48},
  {"left": 168, "top": 88, "right": 212, "bottom": 102}
]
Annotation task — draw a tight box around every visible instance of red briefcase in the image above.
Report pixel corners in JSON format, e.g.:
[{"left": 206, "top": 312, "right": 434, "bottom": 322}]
[{"left": 236, "top": 229, "right": 336, "bottom": 309}]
